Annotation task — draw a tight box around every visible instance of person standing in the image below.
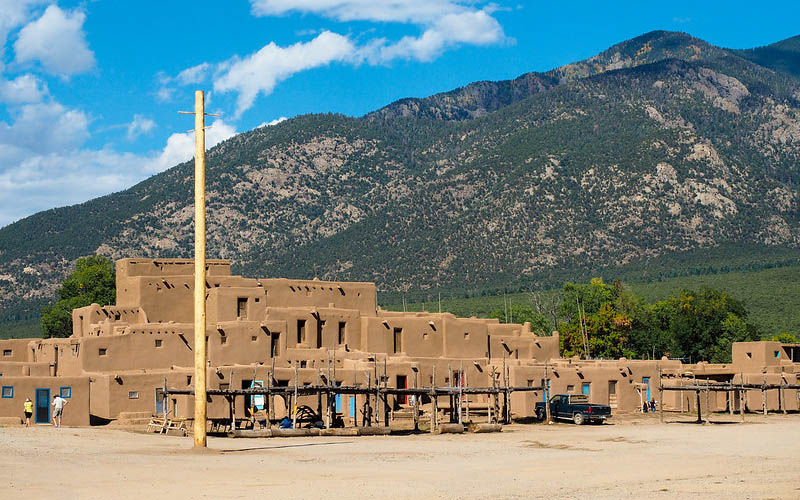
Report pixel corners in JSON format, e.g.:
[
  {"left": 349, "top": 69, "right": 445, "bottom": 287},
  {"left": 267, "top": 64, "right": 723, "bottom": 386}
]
[
  {"left": 52, "top": 394, "right": 68, "bottom": 428},
  {"left": 24, "top": 398, "right": 33, "bottom": 427}
]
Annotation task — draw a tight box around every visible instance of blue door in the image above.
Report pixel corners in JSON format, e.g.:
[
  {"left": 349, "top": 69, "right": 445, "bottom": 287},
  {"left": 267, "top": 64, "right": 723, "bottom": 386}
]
[
  {"left": 35, "top": 388, "right": 50, "bottom": 424},
  {"left": 349, "top": 396, "right": 355, "bottom": 418},
  {"left": 582, "top": 383, "right": 590, "bottom": 396},
  {"left": 335, "top": 394, "right": 342, "bottom": 412},
  {"left": 642, "top": 377, "right": 650, "bottom": 401}
]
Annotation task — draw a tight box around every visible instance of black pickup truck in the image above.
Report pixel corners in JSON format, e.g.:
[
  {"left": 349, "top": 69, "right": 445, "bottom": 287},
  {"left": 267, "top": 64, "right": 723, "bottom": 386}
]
[{"left": 535, "top": 394, "right": 612, "bottom": 425}]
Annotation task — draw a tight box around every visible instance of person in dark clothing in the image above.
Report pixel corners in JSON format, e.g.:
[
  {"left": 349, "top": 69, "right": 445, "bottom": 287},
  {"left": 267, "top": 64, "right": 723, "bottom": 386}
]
[{"left": 649, "top": 399, "right": 657, "bottom": 413}]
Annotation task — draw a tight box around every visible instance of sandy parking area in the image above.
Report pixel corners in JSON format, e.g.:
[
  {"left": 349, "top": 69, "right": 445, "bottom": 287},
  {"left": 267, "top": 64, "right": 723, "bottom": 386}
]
[{"left": 3, "top": 414, "right": 800, "bottom": 499}]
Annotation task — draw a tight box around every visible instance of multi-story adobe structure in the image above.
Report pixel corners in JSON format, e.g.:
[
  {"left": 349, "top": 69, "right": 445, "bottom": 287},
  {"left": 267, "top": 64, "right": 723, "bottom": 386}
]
[{"left": 1, "top": 258, "right": 798, "bottom": 427}]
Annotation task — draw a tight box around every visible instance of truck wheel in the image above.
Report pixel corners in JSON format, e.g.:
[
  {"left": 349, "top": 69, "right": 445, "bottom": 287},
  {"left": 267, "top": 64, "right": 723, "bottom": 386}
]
[{"left": 573, "top": 413, "right": 585, "bottom": 425}]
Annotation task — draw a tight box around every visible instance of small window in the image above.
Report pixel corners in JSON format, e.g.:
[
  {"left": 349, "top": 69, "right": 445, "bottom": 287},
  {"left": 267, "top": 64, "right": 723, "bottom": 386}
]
[
  {"left": 2, "top": 349, "right": 12, "bottom": 356},
  {"left": 567, "top": 385, "right": 575, "bottom": 392},
  {"left": 99, "top": 348, "right": 107, "bottom": 356},
  {"left": 464, "top": 332, "right": 470, "bottom": 340},
  {"left": 155, "top": 339, "right": 163, "bottom": 348},
  {"left": 220, "top": 336, "right": 227, "bottom": 345},
  {"left": 1, "top": 386, "right": 13, "bottom": 398},
  {"left": 251, "top": 336, "right": 258, "bottom": 342},
  {"left": 186, "top": 376, "right": 192, "bottom": 385},
  {"left": 746, "top": 352, "right": 752, "bottom": 358},
  {"left": 59, "top": 387, "right": 72, "bottom": 398},
  {"left": 338, "top": 322, "right": 346, "bottom": 344},
  {"left": 71, "top": 344, "right": 79, "bottom": 356},
  {"left": 128, "top": 391, "right": 139, "bottom": 399},
  {"left": 775, "top": 351, "right": 780, "bottom": 358},
  {"left": 237, "top": 297, "right": 248, "bottom": 319},
  {"left": 297, "top": 320, "right": 307, "bottom": 344},
  {"left": 393, "top": 327, "right": 402, "bottom": 354},
  {"left": 300, "top": 360, "right": 307, "bottom": 368},
  {"left": 527, "top": 379, "right": 534, "bottom": 387}
]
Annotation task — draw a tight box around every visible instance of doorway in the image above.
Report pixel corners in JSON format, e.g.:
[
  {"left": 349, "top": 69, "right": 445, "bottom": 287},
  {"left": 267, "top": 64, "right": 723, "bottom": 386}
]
[
  {"left": 396, "top": 375, "right": 407, "bottom": 405},
  {"left": 35, "top": 388, "right": 50, "bottom": 424}
]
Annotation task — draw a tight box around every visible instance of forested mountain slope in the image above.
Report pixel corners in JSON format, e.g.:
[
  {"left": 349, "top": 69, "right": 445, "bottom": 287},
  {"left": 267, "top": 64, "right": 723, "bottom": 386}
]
[{"left": 1, "top": 30, "right": 800, "bottom": 328}]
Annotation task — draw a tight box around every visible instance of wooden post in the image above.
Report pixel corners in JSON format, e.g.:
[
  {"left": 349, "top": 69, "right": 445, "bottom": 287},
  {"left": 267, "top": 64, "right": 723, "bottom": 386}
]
[
  {"left": 781, "top": 378, "right": 787, "bottom": 415},
  {"left": 704, "top": 382, "right": 710, "bottom": 423},
  {"left": 413, "top": 369, "right": 419, "bottom": 431},
  {"left": 465, "top": 371, "right": 470, "bottom": 422},
  {"left": 695, "top": 390, "right": 702, "bottom": 424},
  {"left": 292, "top": 361, "right": 298, "bottom": 429},
  {"left": 740, "top": 388, "right": 745, "bottom": 423},
  {"left": 659, "top": 384, "right": 664, "bottom": 423},
  {"left": 728, "top": 389, "right": 734, "bottom": 416},
  {"left": 431, "top": 365, "right": 437, "bottom": 433},
  {"left": 192, "top": 90, "right": 207, "bottom": 448}
]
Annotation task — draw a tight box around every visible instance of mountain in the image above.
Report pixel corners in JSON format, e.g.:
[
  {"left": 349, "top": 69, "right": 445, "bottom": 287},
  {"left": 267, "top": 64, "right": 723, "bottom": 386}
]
[
  {"left": 2, "top": 30, "right": 800, "bottom": 333},
  {"left": 734, "top": 35, "right": 800, "bottom": 78}
]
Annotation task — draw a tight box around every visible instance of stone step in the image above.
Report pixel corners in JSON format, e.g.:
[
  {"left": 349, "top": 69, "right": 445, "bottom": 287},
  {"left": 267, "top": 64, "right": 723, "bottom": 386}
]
[{"left": 117, "top": 411, "right": 151, "bottom": 420}]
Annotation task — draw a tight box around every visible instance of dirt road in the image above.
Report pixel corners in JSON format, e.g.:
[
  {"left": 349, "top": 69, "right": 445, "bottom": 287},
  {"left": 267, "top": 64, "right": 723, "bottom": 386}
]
[{"left": 3, "top": 415, "right": 799, "bottom": 499}]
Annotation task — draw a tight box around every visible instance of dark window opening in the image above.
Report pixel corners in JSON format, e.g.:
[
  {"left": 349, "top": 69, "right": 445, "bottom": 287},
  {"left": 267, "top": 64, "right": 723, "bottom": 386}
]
[
  {"left": 2, "top": 349, "right": 11, "bottom": 356},
  {"left": 393, "top": 328, "right": 402, "bottom": 354},
  {"left": 297, "top": 320, "right": 306, "bottom": 344},
  {"left": 155, "top": 339, "right": 163, "bottom": 348},
  {"left": 271, "top": 333, "right": 280, "bottom": 357},
  {"left": 98, "top": 348, "right": 107, "bottom": 356},
  {"left": 317, "top": 320, "right": 325, "bottom": 348},
  {"left": 237, "top": 298, "right": 248, "bottom": 319},
  {"left": 338, "top": 322, "right": 346, "bottom": 345}
]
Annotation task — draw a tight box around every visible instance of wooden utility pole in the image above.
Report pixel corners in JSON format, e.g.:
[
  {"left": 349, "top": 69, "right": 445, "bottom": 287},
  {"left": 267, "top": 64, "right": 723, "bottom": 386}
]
[{"left": 191, "top": 90, "right": 207, "bottom": 448}]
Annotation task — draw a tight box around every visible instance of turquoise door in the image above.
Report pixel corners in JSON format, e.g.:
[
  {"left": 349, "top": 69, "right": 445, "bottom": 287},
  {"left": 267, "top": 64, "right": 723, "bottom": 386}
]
[
  {"left": 35, "top": 388, "right": 50, "bottom": 424},
  {"left": 642, "top": 377, "right": 650, "bottom": 400},
  {"left": 582, "top": 383, "right": 590, "bottom": 396},
  {"left": 335, "top": 394, "right": 342, "bottom": 412},
  {"left": 349, "top": 396, "right": 355, "bottom": 418}
]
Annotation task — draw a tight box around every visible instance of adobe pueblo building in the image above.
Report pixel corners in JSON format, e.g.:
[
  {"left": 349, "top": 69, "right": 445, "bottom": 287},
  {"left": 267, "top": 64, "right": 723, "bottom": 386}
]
[{"left": 1, "top": 258, "right": 799, "bottom": 428}]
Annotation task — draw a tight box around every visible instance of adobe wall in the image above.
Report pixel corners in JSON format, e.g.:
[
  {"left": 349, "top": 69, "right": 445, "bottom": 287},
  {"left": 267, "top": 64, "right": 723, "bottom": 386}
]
[
  {"left": 3, "top": 257, "right": 799, "bottom": 425},
  {"left": 0, "top": 376, "right": 90, "bottom": 426}
]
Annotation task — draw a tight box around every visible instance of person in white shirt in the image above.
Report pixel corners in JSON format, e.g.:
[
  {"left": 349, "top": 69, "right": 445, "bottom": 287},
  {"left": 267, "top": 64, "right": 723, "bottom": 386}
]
[{"left": 52, "top": 394, "right": 69, "bottom": 428}]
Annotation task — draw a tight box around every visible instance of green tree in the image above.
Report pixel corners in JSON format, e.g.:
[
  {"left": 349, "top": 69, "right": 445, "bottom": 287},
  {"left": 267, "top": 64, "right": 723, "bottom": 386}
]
[
  {"left": 489, "top": 305, "right": 549, "bottom": 334},
  {"left": 41, "top": 256, "right": 116, "bottom": 338},
  {"left": 771, "top": 332, "right": 799, "bottom": 343},
  {"left": 666, "top": 287, "right": 759, "bottom": 363}
]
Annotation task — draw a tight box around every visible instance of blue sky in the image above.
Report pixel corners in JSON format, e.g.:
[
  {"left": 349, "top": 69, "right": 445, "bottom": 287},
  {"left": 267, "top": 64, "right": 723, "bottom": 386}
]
[{"left": 0, "top": 0, "right": 798, "bottom": 228}]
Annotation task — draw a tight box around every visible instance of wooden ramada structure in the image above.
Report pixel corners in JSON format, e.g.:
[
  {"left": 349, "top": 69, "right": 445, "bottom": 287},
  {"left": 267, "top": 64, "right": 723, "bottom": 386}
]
[{"left": 1, "top": 258, "right": 799, "bottom": 429}]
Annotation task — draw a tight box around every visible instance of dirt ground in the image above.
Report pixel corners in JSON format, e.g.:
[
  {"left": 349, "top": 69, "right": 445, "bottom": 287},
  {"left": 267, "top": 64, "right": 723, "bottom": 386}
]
[{"left": 2, "top": 413, "right": 800, "bottom": 500}]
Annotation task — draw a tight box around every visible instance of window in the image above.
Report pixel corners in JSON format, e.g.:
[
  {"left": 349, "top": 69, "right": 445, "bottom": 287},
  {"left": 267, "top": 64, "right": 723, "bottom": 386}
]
[
  {"left": 237, "top": 297, "right": 248, "bottom": 319},
  {"left": 2, "top": 349, "right": 12, "bottom": 356},
  {"left": 155, "top": 339, "right": 163, "bottom": 348},
  {"left": 220, "top": 336, "right": 227, "bottom": 345},
  {"left": 746, "top": 352, "right": 752, "bottom": 358},
  {"left": 393, "top": 328, "right": 402, "bottom": 354},
  {"left": 186, "top": 376, "right": 192, "bottom": 385},
  {"left": 464, "top": 332, "right": 470, "bottom": 340},
  {"left": 609, "top": 381, "right": 617, "bottom": 395},
  {"left": 1, "top": 386, "right": 13, "bottom": 398},
  {"left": 775, "top": 351, "right": 780, "bottom": 358},
  {"left": 271, "top": 333, "right": 280, "bottom": 357},
  {"left": 338, "top": 322, "right": 346, "bottom": 345},
  {"left": 527, "top": 379, "right": 534, "bottom": 387},
  {"left": 128, "top": 391, "right": 139, "bottom": 399},
  {"left": 251, "top": 336, "right": 258, "bottom": 342},
  {"left": 59, "top": 387, "right": 72, "bottom": 398},
  {"left": 567, "top": 385, "right": 575, "bottom": 392},
  {"left": 98, "top": 348, "right": 107, "bottom": 356},
  {"left": 582, "top": 383, "right": 591, "bottom": 396},
  {"left": 71, "top": 344, "right": 79, "bottom": 356},
  {"left": 297, "top": 320, "right": 306, "bottom": 344}
]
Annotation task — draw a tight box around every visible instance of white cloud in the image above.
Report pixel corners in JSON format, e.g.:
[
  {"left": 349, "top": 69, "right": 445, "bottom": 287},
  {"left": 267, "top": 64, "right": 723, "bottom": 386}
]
[
  {"left": 259, "top": 116, "right": 288, "bottom": 127},
  {"left": 143, "top": 119, "right": 237, "bottom": 174},
  {"left": 0, "top": 97, "right": 237, "bottom": 227},
  {"left": 214, "top": 31, "right": 355, "bottom": 117},
  {"left": 249, "top": 0, "right": 463, "bottom": 23},
  {"left": 176, "top": 62, "right": 210, "bottom": 85},
  {"left": 191, "top": 2, "right": 506, "bottom": 114},
  {"left": 0, "top": 74, "right": 48, "bottom": 104},
  {"left": 14, "top": 5, "right": 95, "bottom": 76},
  {"left": 126, "top": 114, "right": 156, "bottom": 141}
]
